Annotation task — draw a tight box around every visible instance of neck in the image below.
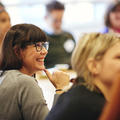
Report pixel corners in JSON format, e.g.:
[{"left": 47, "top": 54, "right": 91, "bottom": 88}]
[
  {"left": 54, "top": 29, "right": 62, "bottom": 35},
  {"left": 94, "top": 80, "right": 111, "bottom": 102},
  {"left": 20, "top": 67, "right": 34, "bottom": 76}
]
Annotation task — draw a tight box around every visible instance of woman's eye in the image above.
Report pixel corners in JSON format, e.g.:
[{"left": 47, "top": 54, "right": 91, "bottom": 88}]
[{"left": 116, "top": 56, "right": 120, "bottom": 59}]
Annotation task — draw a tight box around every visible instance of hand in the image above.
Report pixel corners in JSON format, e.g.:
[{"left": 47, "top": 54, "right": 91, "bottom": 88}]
[{"left": 44, "top": 69, "right": 70, "bottom": 89}]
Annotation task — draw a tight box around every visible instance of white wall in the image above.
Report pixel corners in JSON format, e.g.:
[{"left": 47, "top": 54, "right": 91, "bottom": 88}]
[{"left": 1, "top": 0, "right": 111, "bottom": 42}]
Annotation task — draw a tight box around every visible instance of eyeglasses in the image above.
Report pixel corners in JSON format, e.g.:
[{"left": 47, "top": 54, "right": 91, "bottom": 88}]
[{"left": 34, "top": 42, "right": 49, "bottom": 52}]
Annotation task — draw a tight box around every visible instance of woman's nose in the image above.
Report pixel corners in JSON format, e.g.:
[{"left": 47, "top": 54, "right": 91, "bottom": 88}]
[{"left": 40, "top": 47, "right": 48, "bottom": 55}]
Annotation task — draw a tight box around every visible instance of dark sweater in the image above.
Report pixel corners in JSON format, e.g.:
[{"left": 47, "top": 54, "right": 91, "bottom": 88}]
[
  {"left": 45, "top": 78, "right": 105, "bottom": 120},
  {"left": 44, "top": 31, "right": 75, "bottom": 68}
]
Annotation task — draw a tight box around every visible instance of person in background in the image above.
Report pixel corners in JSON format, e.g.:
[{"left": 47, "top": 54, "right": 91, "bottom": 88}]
[
  {"left": 44, "top": 1, "right": 76, "bottom": 69},
  {"left": 0, "top": 2, "right": 11, "bottom": 46},
  {"left": 45, "top": 33, "right": 120, "bottom": 120},
  {"left": 102, "top": 1, "right": 120, "bottom": 36},
  {"left": 99, "top": 76, "right": 120, "bottom": 120},
  {"left": 0, "top": 23, "right": 70, "bottom": 120}
]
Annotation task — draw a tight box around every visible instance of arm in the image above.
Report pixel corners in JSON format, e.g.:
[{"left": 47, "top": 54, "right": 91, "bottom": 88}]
[
  {"left": 44, "top": 69, "right": 70, "bottom": 108},
  {"left": 17, "top": 75, "right": 49, "bottom": 120}
]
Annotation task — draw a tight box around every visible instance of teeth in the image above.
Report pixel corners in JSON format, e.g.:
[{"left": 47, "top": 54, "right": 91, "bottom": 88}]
[{"left": 37, "top": 58, "right": 44, "bottom": 62}]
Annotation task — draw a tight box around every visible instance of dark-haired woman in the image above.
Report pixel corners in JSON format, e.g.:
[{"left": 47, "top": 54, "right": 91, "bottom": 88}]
[
  {"left": 0, "top": 23, "right": 69, "bottom": 120},
  {"left": 103, "top": 2, "right": 120, "bottom": 36}
]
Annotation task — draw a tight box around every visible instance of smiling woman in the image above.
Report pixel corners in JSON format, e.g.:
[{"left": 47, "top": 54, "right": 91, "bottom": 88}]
[
  {"left": 0, "top": 23, "right": 48, "bottom": 75},
  {"left": 19, "top": 41, "right": 48, "bottom": 75},
  {"left": 0, "top": 23, "right": 70, "bottom": 120},
  {"left": 0, "top": 2, "right": 11, "bottom": 46}
]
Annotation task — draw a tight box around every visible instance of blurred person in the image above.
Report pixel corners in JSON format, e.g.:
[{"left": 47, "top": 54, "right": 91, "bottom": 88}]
[
  {"left": 45, "top": 33, "right": 120, "bottom": 120},
  {"left": 0, "top": 23, "right": 70, "bottom": 120},
  {"left": 44, "top": 1, "right": 75, "bottom": 68},
  {"left": 0, "top": 2, "right": 11, "bottom": 46},
  {"left": 102, "top": 1, "right": 120, "bottom": 36},
  {"left": 99, "top": 76, "right": 120, "bottom": 120}
]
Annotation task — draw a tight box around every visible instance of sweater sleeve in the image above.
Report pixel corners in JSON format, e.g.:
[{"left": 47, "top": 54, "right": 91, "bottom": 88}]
[{"left": 17, "top": 75, "right": 49, "bottom": 120}]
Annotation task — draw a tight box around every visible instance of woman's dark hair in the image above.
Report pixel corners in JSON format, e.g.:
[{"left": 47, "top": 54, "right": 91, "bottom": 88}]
[
  {"left": 0, "top": 23, "right": 47, "bottom": 71},
  {"left": 105, "top": 2, "right": 120, "bottom": 27}
]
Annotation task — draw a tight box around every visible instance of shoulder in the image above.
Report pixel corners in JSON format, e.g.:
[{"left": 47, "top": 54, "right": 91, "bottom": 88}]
[
  {"left": 7, "top": 70, "right": 37, "bottom": 84},
  {"left": 8, "top": 71, "right": 46, "bottom": 102},
  {"left": 57, "top": 85, "right": 105, "bottom": 110},
  {"left": 70, "top": 85, "right": 104, "bottom": 102},
  {"left": 5, "top": 70, "right": 41, "bottom": 91},
  {"left": 46, "top": 85, "right": 105, "bottom": 120},
  {"left": 62, "top": 31, "right": 75, "bottom": 39}
]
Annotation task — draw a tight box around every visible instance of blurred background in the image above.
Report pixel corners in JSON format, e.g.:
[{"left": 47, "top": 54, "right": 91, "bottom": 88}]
[{"left": 1, "top": 0, "right": 117, "bottom": 42}]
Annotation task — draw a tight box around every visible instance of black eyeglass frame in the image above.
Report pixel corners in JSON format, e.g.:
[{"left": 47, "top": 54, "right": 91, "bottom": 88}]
[
  {"left": 19, "top": 41, "right": 49, "bottom": 52},
  {"left": 34, "top": 42, "right": 49, "bottom": 52}
]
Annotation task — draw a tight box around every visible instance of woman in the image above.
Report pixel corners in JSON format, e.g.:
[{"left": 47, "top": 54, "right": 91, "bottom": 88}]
[
  {"left": 46, "top": 33, "right": 120, "bottom": 120},
  {"left": 0, "top": 2, "right": 11, "bottom": 45},
  {"left": 103, "top": 1, "right": 120, "bottom": 36},
  {"left": 0, "top": 23, "right": 69, "bottom": 120},
  {"left": 99, "top": 76, "right": 120, "bottom": 120}
]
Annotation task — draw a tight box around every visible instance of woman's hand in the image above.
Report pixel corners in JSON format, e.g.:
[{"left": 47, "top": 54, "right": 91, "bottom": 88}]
[{"left": 44, "top": 69, "right": 70, "bottom": 89}]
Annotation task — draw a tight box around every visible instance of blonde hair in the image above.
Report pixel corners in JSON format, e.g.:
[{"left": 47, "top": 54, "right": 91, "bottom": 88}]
[{"left": 71, "top": 33, "right": 120, "bottom": 91}]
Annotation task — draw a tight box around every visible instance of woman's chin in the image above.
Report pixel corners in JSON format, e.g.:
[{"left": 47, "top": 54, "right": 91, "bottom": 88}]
[{"left": 38, "top": 65, "right": 45, "bottom": 71}]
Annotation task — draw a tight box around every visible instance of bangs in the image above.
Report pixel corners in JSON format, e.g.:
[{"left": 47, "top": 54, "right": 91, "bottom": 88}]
[
  {"left": 26, "top": 26, "right": 47, "bottom": 43},
  {"left": 10, "top": 24, "right": 48, "bottom": 48}
]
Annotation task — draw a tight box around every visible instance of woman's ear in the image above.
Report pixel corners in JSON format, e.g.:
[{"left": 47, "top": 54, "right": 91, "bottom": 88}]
[
  {"left": 14, "top": 46, "right": 20, "bottom": 57},
  {"left": 87, "top": 58, "right": 100, "bottom": 75}
]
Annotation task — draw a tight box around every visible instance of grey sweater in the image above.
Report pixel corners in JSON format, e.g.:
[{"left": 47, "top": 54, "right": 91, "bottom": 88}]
[{"left": 0, "top": 70, "right": 49, "bottom": 120}]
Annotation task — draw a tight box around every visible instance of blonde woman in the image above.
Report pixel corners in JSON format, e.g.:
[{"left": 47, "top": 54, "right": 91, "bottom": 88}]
[{"left": 46, "top": 33, "right": 120, "bottom": 120}]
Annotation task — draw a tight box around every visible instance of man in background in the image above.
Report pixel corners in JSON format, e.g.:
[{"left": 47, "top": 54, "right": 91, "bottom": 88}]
[{"left": 44, "top": 1, "right": 75, "bottom": 69}]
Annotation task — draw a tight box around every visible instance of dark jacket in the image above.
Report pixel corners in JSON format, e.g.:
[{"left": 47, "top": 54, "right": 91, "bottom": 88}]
[{"left": 46, "top": 78, "right": 105, "bottom": 120}]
